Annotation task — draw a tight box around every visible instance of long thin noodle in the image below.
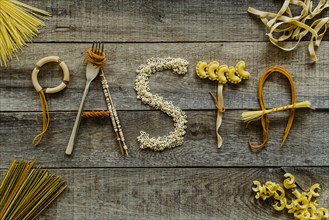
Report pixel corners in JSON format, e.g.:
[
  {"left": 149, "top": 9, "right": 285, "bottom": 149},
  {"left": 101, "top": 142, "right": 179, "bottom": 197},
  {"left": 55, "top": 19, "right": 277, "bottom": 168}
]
[
  {"left": 0, "top": 159, "right": 67, "bottom": 220},
  {"left": 0, "top": 0, "right": 50, "bottom": 66},
  {"left": 243, "top": 66, "right": 312, "bottom": 151}
]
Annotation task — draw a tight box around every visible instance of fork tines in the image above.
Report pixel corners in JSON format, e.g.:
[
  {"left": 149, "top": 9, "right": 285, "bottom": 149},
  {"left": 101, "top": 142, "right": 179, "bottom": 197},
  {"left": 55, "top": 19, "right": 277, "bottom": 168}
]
[{"left": 92, "top": 41, "right": 104, "bottom": 55}]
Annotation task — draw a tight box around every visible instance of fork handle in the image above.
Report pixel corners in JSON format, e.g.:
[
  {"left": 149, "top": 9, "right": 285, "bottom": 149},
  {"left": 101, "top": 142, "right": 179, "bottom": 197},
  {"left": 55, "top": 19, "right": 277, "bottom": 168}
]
[{"left": 66, "top": 81, "right": 91, "bottom": 155}]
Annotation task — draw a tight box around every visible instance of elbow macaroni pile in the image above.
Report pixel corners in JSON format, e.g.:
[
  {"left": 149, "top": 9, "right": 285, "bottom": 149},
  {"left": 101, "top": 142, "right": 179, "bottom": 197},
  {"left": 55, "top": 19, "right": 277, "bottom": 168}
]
[{"left": 252, "top": 173, "right": 328, "bottom": 220}]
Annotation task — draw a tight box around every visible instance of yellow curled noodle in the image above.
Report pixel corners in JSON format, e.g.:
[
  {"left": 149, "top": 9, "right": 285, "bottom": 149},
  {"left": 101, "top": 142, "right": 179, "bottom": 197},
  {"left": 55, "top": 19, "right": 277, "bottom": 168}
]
[
  {"left": 252, "top": 180, "right": 262, "bottom": 192},
  {"left": 216, "top": 65, "right": 229, "bottom": 84},
  {"left": 196, "top": 61, "right": 208, "bottom": 79},
  {"left": 307, "top": 202, "right": 317, "bottom": 217},
  {"left": 226, "top": 66, "right": 242, "bottom": 84},
  {"left": 310, "top": 183, "right": 321, "bottom": 197},
  {"left": 273, "top": 198, "right": 287, "bottom": 211},
  {"left": 273, "top": 185, "right": 285, "bottom": 200},
  {"left": 265, "top": 181, "right": 278, "bottom": 197},
  {"left": 207, "top": 61, "right": 220, "bottom": 81},
  {"left": 317, "top": 208, "right": 329, "bottom": 219},
  {"left": 283, "top": 173, "right": 297, "bottom": 189},
  {"left": 295, "top": 196, "right": 309, "bottom": 210},
  {"left": 235, "top": 61, "right": 250, "bottom": 79},
  {"left": 252, "top": 173, "right": 328, "bottom": 220}
]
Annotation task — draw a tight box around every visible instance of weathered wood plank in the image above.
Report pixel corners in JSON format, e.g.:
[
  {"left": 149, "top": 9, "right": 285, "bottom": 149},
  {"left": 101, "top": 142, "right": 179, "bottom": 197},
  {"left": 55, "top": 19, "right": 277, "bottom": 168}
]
[
  {"left": 25, "top": 0, "right": 329, "bottom": 42},
  {"left": 1, "top": 42, "right": 329, "bottom": 111},
  {"left": 1, "top": 167, "right": 327, "bottom": 220},
  {"left": 0, "top": 110, "right": 326, "bottom": 168}
]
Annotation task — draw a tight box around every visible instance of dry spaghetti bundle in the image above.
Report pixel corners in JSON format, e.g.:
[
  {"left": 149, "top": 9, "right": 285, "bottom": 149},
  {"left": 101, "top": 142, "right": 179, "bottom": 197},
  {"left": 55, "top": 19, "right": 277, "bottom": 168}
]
[
  {"left": 0, "top": 0, "right": 50, "bottom": 66},
  {"left": 0, "top": 159, "right": 67, "bottom": 219},
  {"left": 241, "top": 101, "right": 312, "bottom": 122}
]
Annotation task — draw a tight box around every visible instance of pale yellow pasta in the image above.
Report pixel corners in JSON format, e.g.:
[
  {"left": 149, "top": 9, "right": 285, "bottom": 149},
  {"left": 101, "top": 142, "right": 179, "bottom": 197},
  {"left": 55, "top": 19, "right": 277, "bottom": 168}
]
[
  {"left": 207, "top": 61, "right": 220, "bottom": 81},
  {"left": 292, "top": 189, "right": 302, "bottom": 199},
  {"left": 273, "top": 185, "right": 285, "bottom": 200},
  {"left": 273, "top": 198, "right": 287, "bottom": 211},
  {"left": 235, "top": 61, "right": 250, "bottom": 79},
  {"left": 310, "top": 183, "right": 321, "bottom": 197},
  {"left": 0, "top": 0, "right": 50, "bottom": 66},
  {"left": 258, "top": 186, "right": 269, "bottom": 200},
  {"left": 308, "top": 202, "right": 317, "bottom": 217},
  {"left": 295, "top": 197, "right": 309, "bottom": 210},
  {"left": 226, "top": 66, "right": 242, "bottom": 84},
  {"left": 252, "top": 180, "right": 262, "bottom": 192},
  {"left": 317, "top": 208, "right": 329, "bottom": 219},
  {"left": 252, "top": 181, "right": 272, "bottom": 200},
  {"left": 294, "top": 209, "right": 310, "bottom": 219},
  {"left": 265, "top": 181, "right": 278, "bottom": 197},
  {"left": 284, "top": 173, "right": 297, "bottom": 189},
  {"left": 216, "top": 65, "right": 229, "bottom": 84},
  {"left": 252, "top": 173, "right": 328, "bottom": 220},
  {"left": 195, "top": 60, "right": 249, "bottom": 84},
  {"left": 196, "top": 61, "right": 208, "bottom": 79}
]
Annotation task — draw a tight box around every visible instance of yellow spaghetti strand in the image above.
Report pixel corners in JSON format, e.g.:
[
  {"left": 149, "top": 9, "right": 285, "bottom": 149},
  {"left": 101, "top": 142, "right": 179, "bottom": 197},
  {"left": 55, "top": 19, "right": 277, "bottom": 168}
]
[{"left": 0, "top": 0, "right": 50, "bottom": 66}]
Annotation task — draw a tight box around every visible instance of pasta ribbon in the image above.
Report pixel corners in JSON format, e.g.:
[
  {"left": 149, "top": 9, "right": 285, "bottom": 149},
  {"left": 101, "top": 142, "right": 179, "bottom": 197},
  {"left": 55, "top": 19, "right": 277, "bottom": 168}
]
[{"left": 248, "top": 0, "right": 329, "bottom": 61}]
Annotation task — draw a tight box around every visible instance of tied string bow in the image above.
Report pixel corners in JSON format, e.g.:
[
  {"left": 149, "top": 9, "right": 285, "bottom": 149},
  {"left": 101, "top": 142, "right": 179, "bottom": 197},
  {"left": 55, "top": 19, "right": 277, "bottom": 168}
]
[
  {"left": 209, "top": 91, "right": 225, "bottom": 113},
  {"left": 241, "top": 65, "right": 313, "bottom": 151}
]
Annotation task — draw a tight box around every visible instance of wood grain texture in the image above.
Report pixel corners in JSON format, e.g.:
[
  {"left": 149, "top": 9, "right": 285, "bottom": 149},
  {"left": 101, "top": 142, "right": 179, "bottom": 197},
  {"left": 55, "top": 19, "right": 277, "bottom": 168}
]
[
  {"left": 0, "top": 109, "right": 325, "bottom": 168},
  {"left": 1, "top": 42, "right": 329, "bottom": 111},
  {"left": 0, "top": 167, "right": 327, "bottom": 220},
  {"left": 24, "top": 0, "right": 329, "bottom": 42},
  {"left": 0, "top": 0, "right": 328, "bottom": 219}
]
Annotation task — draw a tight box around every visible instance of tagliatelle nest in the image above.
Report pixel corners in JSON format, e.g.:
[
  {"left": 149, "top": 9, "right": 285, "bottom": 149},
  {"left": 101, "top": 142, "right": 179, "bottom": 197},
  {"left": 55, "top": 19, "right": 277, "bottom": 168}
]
[{"left": 248, "top": 0, "right": 329, "bottom": 62}]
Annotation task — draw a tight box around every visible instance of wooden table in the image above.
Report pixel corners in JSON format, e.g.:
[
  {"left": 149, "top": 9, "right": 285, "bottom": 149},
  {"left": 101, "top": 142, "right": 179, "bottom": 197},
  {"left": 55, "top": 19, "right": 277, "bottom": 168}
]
[{"left": 0, "top": 0, "right": 328, "bottom": 219}]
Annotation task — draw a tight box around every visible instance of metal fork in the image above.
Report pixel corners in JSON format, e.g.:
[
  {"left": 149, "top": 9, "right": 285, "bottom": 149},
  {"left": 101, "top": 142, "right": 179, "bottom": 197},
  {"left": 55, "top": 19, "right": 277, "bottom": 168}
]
[{"left": 66, "top": 42, "right": 103, "bottom": 155}]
